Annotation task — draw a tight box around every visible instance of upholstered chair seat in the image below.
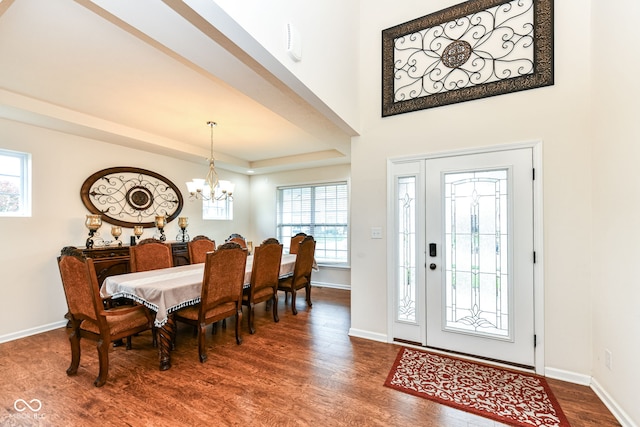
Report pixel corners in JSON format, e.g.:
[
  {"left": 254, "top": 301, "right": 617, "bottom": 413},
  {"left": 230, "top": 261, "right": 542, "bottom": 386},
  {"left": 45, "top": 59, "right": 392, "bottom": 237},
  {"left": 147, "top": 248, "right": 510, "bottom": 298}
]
[{"left": 79, "top": 306, "right": 151, "bottom": 336}]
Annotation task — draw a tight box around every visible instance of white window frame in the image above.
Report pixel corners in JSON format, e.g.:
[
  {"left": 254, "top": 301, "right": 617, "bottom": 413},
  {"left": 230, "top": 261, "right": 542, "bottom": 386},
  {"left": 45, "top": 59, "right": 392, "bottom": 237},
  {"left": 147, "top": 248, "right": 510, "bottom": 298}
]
[
  {"left": 202, "top": 192, "right": 233, "bottom": 220},
  {"left": 0, "top": 148, "right": 31, "bottom": 217},
  {"left": 276, "top": 181, "right": 349, "bottom": 266}
]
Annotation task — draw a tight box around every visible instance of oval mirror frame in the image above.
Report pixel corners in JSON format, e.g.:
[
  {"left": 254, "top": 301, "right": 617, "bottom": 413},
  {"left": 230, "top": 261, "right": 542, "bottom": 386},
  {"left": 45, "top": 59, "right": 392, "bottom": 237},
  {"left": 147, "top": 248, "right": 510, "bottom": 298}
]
[{"left": 80, "top": 166, "right": 184, "bottom": 228}]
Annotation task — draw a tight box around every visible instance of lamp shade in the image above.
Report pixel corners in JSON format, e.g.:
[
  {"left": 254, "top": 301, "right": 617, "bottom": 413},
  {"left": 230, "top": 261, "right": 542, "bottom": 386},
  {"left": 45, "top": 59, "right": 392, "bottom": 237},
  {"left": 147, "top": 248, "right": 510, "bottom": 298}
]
[
  {"left": 155, "top": 215, "right": 166, "bottom": 228},
  {"left": 219, "top": 180, "right": 235, "bottom": 195},
  {"left": 178, "top": 217, "right": 188, "bottom": 229},
  {"left": 85, "top": 214, "right": 102, "bottom": 231},
  {"left": 186, "top": 181, "right": 198, "bottom": 193}
]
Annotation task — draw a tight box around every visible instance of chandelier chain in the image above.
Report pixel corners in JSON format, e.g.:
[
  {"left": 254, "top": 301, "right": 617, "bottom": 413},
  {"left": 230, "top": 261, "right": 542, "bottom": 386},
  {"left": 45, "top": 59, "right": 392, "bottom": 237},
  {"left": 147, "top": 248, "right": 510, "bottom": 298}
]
[{"left": 205, "top": 121, "right": 219, "bottom": 195}]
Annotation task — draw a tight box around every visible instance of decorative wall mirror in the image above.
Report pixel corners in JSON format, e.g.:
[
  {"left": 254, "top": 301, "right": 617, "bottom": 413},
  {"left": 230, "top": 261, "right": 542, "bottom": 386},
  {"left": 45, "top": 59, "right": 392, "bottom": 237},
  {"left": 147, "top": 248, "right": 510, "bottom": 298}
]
[{"left": 81, "top": 166, "right": 184, "bottom": 228}]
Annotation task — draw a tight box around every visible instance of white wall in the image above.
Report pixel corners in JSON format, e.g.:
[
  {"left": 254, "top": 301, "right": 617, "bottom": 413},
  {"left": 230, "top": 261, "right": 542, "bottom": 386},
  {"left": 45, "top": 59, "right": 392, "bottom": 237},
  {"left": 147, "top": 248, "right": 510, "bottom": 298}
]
[
  {"left": 212, "top": 0, "right": 360, "bottom": 129},
  {"left": 591, "top": 0, "right": 640, "bottom": 424},
  {"left": 353, "top": 0, "right": 593, "bottom": 374},
  {"left": 0, "top": 118, "right": 249, "bottom": 340},
  {"left": 249, "top": 164, "right": 351, "bottom": 289}
]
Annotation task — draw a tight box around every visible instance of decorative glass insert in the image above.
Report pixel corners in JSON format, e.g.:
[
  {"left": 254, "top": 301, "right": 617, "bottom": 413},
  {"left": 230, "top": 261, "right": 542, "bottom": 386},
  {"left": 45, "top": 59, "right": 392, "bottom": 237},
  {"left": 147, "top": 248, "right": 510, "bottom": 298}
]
[
  {"left": 0, "top": 149, "right": 31, "bottom": 217},
  {"left": 444, "top": 169, "right": 509, "bottom": 338},
  {"left": 276, "top": 183, "right": 348, "bottom": 264},
  {"left": 397, "top": 176, "right": 416, "bottom": 323}
]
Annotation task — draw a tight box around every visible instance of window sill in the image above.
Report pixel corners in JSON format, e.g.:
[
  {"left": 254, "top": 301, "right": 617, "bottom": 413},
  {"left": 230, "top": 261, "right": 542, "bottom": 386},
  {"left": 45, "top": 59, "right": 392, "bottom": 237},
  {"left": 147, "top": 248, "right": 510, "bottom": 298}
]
[{"left": 316, "top": 263, "right": 350, "bottom": 270}]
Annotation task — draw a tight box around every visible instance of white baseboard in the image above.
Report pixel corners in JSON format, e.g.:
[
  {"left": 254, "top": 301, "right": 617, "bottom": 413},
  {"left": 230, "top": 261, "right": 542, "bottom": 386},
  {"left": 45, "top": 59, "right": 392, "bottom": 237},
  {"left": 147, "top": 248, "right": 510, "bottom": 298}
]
[
  {"left": 544, "top": 366, "right": 591, "bottom": 385},
  {"left": 0, "top": 320, "right": 67, "bottom": 344},
  {"left": 590, "top": 378, "right": 637, "bottom": 427},
  {"left": 348, "top": 328, "right": 387, "bottom": 343},
  {"left": 311, "top": 281, "right": 350, "bottom": 290},
  {"left": 545, "top": 367, "right": 636, "bottom": 427}
]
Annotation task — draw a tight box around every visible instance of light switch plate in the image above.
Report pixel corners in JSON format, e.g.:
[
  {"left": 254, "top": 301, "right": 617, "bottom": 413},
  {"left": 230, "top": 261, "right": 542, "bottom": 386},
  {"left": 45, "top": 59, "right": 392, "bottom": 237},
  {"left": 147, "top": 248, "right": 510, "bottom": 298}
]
[{"left": 371, "top": 227, "right": 383, "bottom": 239}]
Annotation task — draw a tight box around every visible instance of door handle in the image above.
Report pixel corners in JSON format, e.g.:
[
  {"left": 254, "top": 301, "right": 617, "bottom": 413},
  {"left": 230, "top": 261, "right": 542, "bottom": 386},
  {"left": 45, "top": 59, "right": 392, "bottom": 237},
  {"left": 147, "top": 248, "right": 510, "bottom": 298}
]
[
  {"left": 429, "top": 263, "right": 437, "bottom": 270},
  {"left": 429, "top": 243, "right": 437, "bottom": 257}
]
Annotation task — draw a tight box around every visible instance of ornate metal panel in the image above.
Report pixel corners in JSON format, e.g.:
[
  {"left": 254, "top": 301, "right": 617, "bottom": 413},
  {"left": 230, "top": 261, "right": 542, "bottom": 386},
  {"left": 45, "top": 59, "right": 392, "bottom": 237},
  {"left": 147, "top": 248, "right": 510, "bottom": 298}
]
[
  {"left": 81, "top": 167, "right": 183, "bottom": 228},
  {"left": 382, "top": 0, "right": 553, "bottom": 116}
]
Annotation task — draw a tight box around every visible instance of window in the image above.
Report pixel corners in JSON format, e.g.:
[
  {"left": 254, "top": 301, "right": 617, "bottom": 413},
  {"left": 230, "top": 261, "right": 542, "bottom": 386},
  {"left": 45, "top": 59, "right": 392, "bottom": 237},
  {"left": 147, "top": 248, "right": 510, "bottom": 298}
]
[
  {"left": 0, "top": 149, "right": 31, "bottom": 217},
  {"left": 277, "top": 182, "right": 348, "bottom": 265},
  {"left": 202, "top": 194, "right": 233, "bottom": 220}
]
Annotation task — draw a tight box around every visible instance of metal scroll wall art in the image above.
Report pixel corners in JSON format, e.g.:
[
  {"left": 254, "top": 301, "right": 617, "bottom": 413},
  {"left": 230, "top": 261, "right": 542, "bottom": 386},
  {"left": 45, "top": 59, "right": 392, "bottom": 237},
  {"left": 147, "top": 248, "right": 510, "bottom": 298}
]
[
  {"left": 81, "top": 167, "right": 184, "bottom": 230},
  {"left": 382, "top": 0, "right": 553, "bottom": 116}
]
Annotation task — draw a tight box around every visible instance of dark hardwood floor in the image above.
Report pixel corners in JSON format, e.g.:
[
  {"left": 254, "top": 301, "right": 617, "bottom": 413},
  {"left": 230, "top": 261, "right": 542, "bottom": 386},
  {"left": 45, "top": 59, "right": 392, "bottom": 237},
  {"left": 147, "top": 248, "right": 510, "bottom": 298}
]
[{"left": 0, "top": 287, "right": 620, "bottom": 426}]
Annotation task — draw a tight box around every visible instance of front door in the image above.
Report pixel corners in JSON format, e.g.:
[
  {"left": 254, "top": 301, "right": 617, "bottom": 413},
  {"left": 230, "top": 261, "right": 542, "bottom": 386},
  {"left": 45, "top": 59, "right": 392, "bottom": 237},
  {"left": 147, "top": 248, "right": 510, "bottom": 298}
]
[
  {"left": 389, "top": 147, "right": 536, "bottom": 368},
  {"left": 425, "top": 148, "right": 534, "bottom": 367}
]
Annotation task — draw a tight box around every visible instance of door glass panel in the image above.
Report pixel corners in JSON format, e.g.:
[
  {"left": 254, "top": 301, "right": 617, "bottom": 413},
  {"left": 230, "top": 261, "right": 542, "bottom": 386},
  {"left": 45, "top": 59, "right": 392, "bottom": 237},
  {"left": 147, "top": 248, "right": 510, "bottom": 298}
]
[
  {"left": 444, "top": 169, "right": 510, "bottom": 338},
  {"left": 397, "top": 176, "right": 416, "bottom": 323}
]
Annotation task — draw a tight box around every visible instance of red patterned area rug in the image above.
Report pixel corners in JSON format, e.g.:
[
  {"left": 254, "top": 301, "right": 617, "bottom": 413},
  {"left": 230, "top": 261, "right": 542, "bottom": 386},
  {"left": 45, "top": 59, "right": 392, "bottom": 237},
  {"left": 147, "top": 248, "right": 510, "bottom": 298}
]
[{"left": 384, "top": 347, "right": 570, "bottom": 427}]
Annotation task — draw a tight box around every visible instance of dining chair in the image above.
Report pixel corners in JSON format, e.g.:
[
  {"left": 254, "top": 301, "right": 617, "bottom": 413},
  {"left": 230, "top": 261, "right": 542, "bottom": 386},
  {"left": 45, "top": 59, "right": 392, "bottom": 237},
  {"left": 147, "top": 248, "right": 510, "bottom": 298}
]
[
  {"left": 57, "top": 247, "right": 154, "bottom": 387},
  {"left": 187, "top": 235, "right": 216, "bottom": 264},
  {"left": 225, "top": 233, "right": 247, "bottom": 249},
  {"left": 278, "top": 235, "right": 316, "bottom": 315},
  {"left": 129, "top": 238, "right": 173, "bottom": 272},
  {"left": 173, "top": 242, "right": 248, "bottom": 363},
  {"left": 242, "top": 238, "right": 283, "bottom": 334},
  {"left": 289, "top": 232, "right": 307, "bottom": 254}
]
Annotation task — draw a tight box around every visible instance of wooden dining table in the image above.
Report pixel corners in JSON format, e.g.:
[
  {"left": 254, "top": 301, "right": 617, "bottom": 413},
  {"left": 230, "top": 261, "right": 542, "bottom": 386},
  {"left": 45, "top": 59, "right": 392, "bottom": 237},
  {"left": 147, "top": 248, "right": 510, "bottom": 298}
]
[{"left": 100, "top": 253, "right": 297, "bottom": 370}]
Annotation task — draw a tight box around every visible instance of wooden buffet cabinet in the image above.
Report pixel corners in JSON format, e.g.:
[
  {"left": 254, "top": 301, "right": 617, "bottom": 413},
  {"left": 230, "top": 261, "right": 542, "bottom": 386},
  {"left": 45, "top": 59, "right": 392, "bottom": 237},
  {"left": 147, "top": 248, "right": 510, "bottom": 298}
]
[{"left": 80, "top": 241, "right": 190, "bottom": 285}]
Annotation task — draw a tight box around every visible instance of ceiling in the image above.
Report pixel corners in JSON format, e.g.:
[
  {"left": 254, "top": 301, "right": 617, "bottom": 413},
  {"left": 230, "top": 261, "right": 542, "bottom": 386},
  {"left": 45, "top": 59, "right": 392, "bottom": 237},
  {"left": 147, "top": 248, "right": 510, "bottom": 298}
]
[{"left": 0, "top": 0, "right": 357, "bottom": 175}]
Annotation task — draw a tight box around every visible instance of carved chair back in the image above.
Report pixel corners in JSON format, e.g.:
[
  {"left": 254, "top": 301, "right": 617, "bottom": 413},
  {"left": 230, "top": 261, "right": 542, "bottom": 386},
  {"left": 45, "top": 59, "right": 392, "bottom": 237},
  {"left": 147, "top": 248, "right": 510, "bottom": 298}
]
[
  {"left": 289, "top": 232, "right": 308, "bottom": 254},
  {"left": 188, "top": 235, "right": 216, "bottom": 264},
  {"left": 129, "top": 238, "right": 173, "bottom": 272}
]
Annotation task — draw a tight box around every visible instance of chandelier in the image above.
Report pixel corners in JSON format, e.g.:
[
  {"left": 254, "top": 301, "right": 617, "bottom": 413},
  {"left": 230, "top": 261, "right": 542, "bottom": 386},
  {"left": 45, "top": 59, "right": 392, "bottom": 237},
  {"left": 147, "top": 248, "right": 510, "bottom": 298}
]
[{"left": 186, "top": 121, "right": 234, "bottom": 201}]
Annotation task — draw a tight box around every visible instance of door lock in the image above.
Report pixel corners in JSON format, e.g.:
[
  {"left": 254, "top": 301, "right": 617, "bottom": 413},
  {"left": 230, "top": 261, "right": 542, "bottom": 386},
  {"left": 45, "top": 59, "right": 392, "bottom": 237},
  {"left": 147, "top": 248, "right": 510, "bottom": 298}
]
[
  {"left": 429, "top": 263, "right": 437, "bottom": 270},
  {"left": 429, "top": 243, "right": 437, "bottom": 257}
]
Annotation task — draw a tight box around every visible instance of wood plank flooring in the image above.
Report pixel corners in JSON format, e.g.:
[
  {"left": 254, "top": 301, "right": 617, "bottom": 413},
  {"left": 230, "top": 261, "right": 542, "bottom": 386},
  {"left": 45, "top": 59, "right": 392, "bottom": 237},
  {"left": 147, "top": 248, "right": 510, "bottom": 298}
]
[{"left": 0, "top": 287, "right": 620, "bottom": 426}]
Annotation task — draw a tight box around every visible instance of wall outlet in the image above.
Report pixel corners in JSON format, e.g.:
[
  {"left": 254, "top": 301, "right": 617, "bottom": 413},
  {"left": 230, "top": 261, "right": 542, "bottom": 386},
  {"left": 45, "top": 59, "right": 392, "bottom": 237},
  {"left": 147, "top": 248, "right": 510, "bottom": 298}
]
[{"left": 605, "top": 349, "right": 612, "bottom": 370}]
